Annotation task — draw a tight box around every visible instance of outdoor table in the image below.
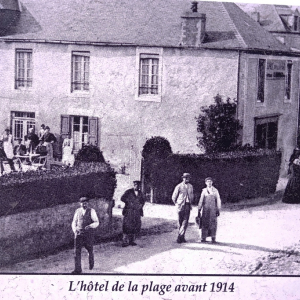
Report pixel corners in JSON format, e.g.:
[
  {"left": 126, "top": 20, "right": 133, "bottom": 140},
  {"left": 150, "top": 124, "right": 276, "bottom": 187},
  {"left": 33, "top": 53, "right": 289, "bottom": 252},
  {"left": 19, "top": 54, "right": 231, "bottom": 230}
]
[{"left": 14, "top": 154, "right": 41, "bottom": 171}]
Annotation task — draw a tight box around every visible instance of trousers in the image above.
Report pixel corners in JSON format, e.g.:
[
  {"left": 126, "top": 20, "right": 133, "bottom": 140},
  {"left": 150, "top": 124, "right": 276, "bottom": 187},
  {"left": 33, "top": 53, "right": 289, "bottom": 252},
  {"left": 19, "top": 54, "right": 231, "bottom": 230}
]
[
  {"left": 177, "top": 203, "right": 191, "bottom": 238},
  {"left": 74, "top": 232, "right": 94, "bottom": 272}
]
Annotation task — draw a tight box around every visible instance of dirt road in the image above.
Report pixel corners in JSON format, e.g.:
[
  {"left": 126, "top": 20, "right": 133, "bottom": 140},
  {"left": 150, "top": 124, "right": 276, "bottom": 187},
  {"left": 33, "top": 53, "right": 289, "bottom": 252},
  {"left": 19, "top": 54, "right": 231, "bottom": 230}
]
[{"left": 1, "top": 194, "right": 300, "bottom": 275}]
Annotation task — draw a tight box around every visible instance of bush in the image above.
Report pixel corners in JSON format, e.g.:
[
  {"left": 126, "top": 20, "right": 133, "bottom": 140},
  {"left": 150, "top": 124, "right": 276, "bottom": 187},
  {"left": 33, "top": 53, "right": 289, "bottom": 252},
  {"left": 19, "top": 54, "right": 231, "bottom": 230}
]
[
  {"left": 0, "top": 162, "right": 116, "bottom": 217},
  {"left": 196, "top": 94, "right": 242, "bottom": 153},
  {"left": 76, "top": 144, "right": 105, "bottom": 162},
  {"left": 142, "top": 136, "right": 172, "bottom": 159}
]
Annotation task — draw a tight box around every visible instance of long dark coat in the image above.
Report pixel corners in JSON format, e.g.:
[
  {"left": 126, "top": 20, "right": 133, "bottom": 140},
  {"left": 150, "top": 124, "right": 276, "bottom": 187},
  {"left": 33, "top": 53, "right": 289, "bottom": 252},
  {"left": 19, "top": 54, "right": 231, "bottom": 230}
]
[
  {"left": 283, "top": 162, "right": 300, "bottom": 204},
  {"left": 121, "top": 188, "right": 145, "bottom": 235}
]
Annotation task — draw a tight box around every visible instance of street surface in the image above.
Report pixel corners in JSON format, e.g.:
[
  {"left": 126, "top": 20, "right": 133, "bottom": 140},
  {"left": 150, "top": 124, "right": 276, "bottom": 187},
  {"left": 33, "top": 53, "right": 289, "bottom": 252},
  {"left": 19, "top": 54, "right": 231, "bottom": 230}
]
[{"left": 0, "top": 192, "right": 300, "bottom": 275}]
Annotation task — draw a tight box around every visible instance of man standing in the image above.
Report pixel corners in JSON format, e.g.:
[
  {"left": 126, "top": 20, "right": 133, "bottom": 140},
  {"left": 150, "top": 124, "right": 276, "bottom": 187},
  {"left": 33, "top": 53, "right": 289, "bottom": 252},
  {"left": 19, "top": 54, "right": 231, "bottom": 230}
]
[
  {"left": 25, "top": 128, "right": 39, "bottom": 154},
  {"left": 121, "top": 180, "right": 145, "bottom": 247},
  {"left": 172, "top": 173, "right": 194, "bottom": 243},
  {"left": 1, "top": 128, "right": 16, "bottom": 172},
  {"left": 71, "top": 196, "right": 99, "bottom": 274}
]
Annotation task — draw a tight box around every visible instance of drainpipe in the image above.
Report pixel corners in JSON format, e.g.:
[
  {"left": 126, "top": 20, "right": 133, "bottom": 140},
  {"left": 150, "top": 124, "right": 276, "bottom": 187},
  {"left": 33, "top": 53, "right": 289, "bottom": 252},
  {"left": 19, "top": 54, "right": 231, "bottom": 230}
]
[
  {"left": 236, "top": 50, "right": 241, "bottom": 145},
  {"left": 297, "top": 62, "right": 300, "bottom": 147}
]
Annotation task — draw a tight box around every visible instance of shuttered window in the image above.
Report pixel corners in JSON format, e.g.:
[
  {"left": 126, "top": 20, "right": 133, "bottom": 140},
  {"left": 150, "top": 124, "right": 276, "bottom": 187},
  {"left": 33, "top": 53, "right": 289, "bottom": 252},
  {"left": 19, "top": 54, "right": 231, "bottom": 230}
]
[{"left": 61, "top": 115, "right": 98, "bottom": 151}]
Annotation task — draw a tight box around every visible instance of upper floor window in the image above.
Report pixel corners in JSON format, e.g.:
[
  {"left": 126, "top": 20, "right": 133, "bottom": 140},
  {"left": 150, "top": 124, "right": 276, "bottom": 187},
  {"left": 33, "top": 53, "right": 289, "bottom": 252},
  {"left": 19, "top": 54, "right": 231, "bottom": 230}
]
[
  {"left": 257, "top": 59, "right": 265, "bottom": 103},
  {"left": 139, "top": 54, "right": 159, "bottom": 95},
  {"left": 15, "top": 49, "right": 33, "bottom": 89},
  {"left": 285, "top": 60, "right": 293, "bottom": 100},
  {"left": 71, "top": 52, "right": 90, "bottom": 92},
  {"left": 135, "top": 47, "right": 163, "bottom": 102}
]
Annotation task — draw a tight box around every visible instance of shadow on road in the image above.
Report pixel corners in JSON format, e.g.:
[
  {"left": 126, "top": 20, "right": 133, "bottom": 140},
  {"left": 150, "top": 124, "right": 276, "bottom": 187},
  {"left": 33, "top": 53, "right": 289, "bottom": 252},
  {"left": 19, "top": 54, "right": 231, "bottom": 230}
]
[{"left": 186, "top": 241, "right": 281, "bottom": 254}]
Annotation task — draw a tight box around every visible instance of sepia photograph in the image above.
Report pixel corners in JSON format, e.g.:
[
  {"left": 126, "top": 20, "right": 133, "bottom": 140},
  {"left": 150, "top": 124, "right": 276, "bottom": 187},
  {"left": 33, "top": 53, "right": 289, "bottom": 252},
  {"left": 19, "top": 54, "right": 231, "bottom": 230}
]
[{"left": 0, "top": 0, "right": 300, "bottom": 298}]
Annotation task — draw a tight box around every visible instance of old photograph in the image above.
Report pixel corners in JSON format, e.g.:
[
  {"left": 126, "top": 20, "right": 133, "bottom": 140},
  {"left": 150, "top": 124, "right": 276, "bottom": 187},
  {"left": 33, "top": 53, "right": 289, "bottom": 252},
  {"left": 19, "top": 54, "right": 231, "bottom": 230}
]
[{"left": 1, "top": 0, "right": 300, "bottom": 298}]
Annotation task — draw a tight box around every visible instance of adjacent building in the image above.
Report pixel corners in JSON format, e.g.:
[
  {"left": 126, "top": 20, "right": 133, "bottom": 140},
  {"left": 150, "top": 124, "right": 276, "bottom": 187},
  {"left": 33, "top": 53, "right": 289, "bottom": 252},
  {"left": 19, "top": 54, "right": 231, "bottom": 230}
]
[{"left": 0, "top": 0, "right": 299, "bottom": 179}]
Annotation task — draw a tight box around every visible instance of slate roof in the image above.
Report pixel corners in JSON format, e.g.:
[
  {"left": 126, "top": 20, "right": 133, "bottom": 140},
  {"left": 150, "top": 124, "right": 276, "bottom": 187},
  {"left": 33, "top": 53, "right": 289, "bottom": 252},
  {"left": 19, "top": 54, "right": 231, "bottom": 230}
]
[
  {"left": 0, "top": 0, "right": 20, "bottom": 10},
  {"left": 0, "top": 0, "right": 290, "bottom": 52},
  {"left": 240, "top": 4, "right": 300, "bottom": 32}
]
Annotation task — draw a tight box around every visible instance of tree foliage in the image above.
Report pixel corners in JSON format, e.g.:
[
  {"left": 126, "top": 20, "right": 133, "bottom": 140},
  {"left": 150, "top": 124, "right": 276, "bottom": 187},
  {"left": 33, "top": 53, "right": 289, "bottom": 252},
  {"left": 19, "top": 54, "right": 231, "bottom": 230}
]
[
  {"left": 196, "top": 94, "right": 242, "bottom": 153},
  {"left": 142, "top": 136, "right": 172, "bottom": 160}
]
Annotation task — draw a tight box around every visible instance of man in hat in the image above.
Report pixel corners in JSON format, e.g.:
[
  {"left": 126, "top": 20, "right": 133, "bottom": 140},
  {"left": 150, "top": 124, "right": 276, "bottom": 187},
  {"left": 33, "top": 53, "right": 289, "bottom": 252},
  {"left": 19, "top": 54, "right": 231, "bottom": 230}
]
[
  {"left": 71, "top": 196, "right": 99, "bottom": 274},
  {"left": 172, "top": 173, "right": 194, "bottom": 243},
  {"left": 121, "top": 180, "right": 145, "bottom": 247}
]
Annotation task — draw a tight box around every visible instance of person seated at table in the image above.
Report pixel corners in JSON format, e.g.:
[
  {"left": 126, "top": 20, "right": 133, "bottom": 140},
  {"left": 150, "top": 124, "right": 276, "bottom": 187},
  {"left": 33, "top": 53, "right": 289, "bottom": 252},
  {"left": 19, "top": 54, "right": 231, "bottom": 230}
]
[
  {"left": 25, "top": 128, "right": 39, "bottom": 154},
  {"left": 13, "top": 138, "right": 27, "bottom": 156}
]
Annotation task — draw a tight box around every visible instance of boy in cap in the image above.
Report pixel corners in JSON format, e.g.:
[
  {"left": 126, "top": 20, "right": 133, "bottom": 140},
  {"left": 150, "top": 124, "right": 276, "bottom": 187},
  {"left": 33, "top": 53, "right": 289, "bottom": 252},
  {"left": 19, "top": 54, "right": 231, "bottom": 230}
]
[
  {"left": 121, "top": 180, "right": 145, "bottom": 247},
  {"left": 71, "top": 196, "right": 99, "bottom": 274},
  {"left": 172, "top": 173, "right": 194, "bottom": 243}
]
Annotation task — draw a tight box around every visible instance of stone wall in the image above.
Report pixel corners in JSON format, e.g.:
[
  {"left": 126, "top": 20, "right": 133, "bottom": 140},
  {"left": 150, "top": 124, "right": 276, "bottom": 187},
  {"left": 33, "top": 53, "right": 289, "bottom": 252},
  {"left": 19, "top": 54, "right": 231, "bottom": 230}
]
[{"left": 0, "top": 198, "right": 119, "bottom": 267}]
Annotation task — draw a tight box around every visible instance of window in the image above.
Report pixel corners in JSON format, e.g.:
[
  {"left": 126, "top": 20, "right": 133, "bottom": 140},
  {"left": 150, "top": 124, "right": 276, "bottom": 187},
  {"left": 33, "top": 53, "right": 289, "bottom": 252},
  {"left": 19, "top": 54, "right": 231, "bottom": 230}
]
[
  {"left": 11, "top": 111, "right": 36, "bottom": 140},
  {"left": 135, "top": 48, "right": 162, "bottom": 102},
  {"left": 71, "top": 52, "right": 90, "bottom": 92},
  {"left": 285, "top": 60, "right": 293, "bottom": 100},
  {"left": 257, "top": 59, "right": 265, "bottom": 102},
  {"left": 15, "top": 49, "right": 33, "bottom": 89},
  {"left": 255, "top": 116, "right": 278, "bottom": 149},
  {"left": 61, "top": 115, "right": 98, "bottom": 152},
  {"left": 139, "top": 54, "right": 159, "bottom": 95}
]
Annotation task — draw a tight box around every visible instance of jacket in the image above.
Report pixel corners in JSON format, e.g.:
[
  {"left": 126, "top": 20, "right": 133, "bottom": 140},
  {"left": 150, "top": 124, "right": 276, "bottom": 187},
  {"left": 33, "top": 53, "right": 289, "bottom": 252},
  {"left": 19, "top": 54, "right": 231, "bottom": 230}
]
[{"left": 172, "top": 181, "right": 194, "bottom": 212}]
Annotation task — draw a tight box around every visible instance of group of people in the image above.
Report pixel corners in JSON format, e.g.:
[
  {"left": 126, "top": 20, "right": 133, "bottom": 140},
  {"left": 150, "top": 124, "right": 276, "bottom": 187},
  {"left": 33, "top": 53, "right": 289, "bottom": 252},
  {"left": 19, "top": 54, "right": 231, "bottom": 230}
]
[
  {"left": 70, "top": 180, "right": 145, "bottom": 274},
  {"left": 0, "top": 124, "right": 76, "bottom": 174},
  {"left": 172, "top": 173, "right": 221, "bottom": 244},
  {"left": 71, "top": 175, "right": 221, "bottom": 274}
]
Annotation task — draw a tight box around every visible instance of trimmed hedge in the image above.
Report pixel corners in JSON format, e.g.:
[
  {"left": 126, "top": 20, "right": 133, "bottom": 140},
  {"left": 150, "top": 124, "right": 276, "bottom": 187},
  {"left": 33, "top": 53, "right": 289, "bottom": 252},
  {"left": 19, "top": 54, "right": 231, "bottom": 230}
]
[
  {"left": 143, "top": 150, "right": 281, "bottom": 204},
  {"left": 0, "top": 162, "right": 116, "bottom": 217}
]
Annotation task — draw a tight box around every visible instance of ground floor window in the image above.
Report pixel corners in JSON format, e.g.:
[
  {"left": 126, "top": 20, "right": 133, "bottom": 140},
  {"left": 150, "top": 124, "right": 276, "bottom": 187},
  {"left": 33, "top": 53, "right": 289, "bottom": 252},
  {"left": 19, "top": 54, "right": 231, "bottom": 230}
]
[
  {"left": 61, "top": 115, "right": 98, "bottom": 152},
  {"left": 254, "top": 116, "right": 278, "bottom": 149},
  {"left": 11, "top": 111, "right": 35, "bottom": 141}
]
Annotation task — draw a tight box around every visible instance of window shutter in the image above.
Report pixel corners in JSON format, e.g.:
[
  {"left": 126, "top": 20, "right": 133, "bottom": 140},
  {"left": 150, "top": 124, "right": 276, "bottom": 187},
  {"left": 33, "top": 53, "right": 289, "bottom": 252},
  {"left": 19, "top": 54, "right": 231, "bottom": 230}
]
[
  {"left": 61, "top": 115, "right": 70, "bottom": 139},
  {"left": 247, "top": 58, "right": 259, "bottom": 102},
  {"left": 88, "top": 117, "right": 98, "bottom": 146}
]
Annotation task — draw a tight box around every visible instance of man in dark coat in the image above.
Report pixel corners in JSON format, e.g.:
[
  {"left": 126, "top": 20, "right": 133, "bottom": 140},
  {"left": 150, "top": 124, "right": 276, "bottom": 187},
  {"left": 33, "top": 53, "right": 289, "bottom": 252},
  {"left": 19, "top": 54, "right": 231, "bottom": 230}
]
[
  {"left": 71, "top": 196, "right": 99, "bottom": 274},
  {"left": 25, "top": 128, "right": 39, "bottom": 154},
  {"left": 121, "top": 180, "right": 145, "bottom": 247}
]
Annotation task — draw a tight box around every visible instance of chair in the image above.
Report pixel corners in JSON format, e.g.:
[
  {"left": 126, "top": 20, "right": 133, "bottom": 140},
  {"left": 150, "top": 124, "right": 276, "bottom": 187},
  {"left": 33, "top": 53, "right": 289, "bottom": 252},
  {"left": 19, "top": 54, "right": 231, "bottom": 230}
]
[{"left": 31, "top": 155, "right": 47, "bottom": 171}]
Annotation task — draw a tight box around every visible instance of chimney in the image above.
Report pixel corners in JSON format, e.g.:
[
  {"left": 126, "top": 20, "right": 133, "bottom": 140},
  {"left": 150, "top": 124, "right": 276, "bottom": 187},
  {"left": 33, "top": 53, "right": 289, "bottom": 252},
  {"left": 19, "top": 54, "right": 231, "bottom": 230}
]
[{"left": 180, "top": 3, "right": 206, "bottom": 47}]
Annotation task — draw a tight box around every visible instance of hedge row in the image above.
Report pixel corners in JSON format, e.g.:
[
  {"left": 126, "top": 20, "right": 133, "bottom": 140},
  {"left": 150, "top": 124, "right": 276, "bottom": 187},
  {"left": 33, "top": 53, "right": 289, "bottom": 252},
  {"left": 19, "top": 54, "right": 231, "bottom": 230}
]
[
  {"left": 142, "top": 150, "right": 281, "bottom": 204},
  {"left": 0, "top": 162, "right": 116, "bottom": 217}
]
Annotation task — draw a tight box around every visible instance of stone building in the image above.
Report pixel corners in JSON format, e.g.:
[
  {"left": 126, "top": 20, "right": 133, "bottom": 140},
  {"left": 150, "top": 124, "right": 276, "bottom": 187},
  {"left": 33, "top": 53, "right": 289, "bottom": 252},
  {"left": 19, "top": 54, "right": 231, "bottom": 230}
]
[{"left": 0, "top": 0, "right": 300, "bottom": 180}]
